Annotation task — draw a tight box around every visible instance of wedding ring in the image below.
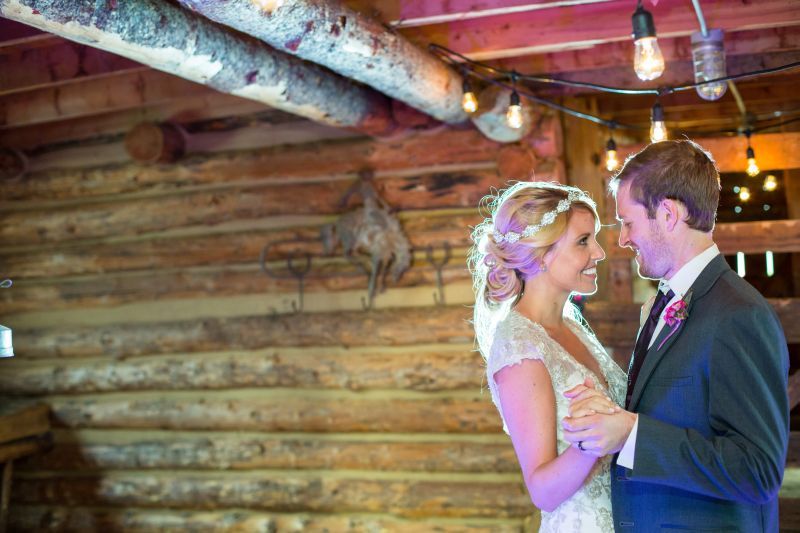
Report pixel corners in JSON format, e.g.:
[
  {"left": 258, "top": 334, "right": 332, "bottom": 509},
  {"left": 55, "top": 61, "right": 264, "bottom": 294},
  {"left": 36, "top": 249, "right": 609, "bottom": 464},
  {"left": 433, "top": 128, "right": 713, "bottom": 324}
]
[{"left": 577, "top": 441, "right": 586, "bottom": 451}]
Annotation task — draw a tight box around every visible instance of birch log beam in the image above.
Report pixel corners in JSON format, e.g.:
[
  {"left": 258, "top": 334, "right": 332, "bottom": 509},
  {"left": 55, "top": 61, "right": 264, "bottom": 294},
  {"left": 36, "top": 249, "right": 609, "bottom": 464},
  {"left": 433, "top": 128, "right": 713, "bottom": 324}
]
[
  {"left": 176, "top": 0, "right": 468, "bottom": 124},
  {"left": 0, "top": 0, "right": 395, "bottom": 136}
]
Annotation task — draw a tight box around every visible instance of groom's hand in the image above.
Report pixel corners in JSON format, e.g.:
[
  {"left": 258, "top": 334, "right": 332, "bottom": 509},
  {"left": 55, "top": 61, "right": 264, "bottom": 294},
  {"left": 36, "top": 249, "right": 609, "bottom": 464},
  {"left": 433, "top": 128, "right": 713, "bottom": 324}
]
[{"left": 561, "top": 409, "right": 637, "bottom": 456}]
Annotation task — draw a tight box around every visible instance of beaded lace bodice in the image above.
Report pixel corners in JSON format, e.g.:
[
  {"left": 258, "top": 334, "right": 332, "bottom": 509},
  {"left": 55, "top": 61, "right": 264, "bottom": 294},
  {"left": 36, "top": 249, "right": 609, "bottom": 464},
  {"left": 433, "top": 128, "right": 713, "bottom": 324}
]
[{"left": 487, "top": 307, "right": 627, "bottom": 532}]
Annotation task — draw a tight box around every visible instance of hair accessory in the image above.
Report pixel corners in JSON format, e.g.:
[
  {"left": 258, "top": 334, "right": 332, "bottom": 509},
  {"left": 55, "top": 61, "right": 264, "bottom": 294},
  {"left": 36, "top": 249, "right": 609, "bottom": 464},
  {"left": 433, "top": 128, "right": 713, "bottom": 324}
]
[{"left": 492, "top": 189, "right": 595, "bottom": 244}]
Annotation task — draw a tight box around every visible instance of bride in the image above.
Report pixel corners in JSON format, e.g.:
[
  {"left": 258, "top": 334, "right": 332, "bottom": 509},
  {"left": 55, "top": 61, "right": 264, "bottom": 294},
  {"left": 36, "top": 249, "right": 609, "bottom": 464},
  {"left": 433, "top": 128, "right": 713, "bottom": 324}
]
[{"left": 468, "top": 181, "right": 625, "bottom": 532}]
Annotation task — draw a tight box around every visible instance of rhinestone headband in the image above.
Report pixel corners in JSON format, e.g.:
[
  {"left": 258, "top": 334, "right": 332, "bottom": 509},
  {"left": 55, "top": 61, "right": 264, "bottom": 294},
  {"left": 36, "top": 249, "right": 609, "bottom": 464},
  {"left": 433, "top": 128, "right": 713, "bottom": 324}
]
[{"left": 492, "top": 189, "right": 595, "bottom": 244}]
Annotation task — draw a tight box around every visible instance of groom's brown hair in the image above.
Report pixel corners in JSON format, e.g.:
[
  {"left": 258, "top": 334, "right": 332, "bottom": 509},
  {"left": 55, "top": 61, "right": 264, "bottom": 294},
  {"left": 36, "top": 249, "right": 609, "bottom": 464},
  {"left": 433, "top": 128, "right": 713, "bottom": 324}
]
[{"left": 609, "top": 140, "right": 720, "bottom": 232}]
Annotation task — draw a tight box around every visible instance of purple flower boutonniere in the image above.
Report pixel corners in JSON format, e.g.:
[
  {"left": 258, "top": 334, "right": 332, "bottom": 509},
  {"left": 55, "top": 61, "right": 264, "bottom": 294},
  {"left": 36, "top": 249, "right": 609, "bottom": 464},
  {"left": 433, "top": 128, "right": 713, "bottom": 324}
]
[{"left": 657, "top": 289, "right": 693, "bottom": 351}]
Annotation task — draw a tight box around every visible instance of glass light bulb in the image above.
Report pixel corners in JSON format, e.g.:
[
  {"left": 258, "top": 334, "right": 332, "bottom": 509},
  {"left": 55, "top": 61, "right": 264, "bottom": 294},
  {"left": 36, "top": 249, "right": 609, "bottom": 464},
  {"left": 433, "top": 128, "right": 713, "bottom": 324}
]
[
  {"left": 650, "top": 121, "right": 667, "bottom": 143},
  {"left": 462, "top": 91, "right": 478, "bottom": 114},
  {"left": 506, "top": 104, "right": 524, "bottom": 129},
  {"left": 739, "top": 186, "right": 751, "bottom": 202},
  {"left": 692, "top": 29, "right": 727, "bottom": 101},
  {"left": 634, "top": 36, "right": 665, "bottom": 81},
  {"left": 763, "top": 174, "right": 777, "bottom": 191},
  {"left": 606, "top": 149, "right": 619, "bottom": 172},
  {"left": 746, "top": 157, "right": 759, "bottom": 177}
]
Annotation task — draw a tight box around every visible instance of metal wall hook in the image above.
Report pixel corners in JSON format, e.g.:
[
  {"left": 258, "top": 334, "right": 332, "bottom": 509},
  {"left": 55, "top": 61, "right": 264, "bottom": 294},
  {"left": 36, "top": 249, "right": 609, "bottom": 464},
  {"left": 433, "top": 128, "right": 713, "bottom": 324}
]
[
  {"left": 426, "top": 242, "right": 452, "bottom": 306},
  {"left": 260, "top": 241, "right": 312, "bottom": 314}
]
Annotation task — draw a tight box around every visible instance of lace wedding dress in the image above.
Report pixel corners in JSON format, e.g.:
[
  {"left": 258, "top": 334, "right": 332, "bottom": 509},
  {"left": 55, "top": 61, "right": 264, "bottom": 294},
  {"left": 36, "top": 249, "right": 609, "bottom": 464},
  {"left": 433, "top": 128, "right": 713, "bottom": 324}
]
[{"left": 486, "top": 306, "right": 627, "bottom": 532}]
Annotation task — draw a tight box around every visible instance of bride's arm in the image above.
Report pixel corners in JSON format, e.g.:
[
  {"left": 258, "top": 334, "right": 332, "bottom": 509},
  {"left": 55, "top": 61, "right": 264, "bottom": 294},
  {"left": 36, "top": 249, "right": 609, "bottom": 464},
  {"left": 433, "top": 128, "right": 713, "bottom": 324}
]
[{"left": 495, "top": 358, "right": 598, "bottom": 512}]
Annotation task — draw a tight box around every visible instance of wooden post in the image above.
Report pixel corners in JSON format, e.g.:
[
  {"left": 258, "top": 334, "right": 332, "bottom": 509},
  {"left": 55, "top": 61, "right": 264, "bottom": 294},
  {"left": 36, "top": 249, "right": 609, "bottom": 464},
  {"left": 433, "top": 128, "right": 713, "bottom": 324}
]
[
  {"left": 786, "top": 169, "right": 800, "bottom": 296},
  {"left": 0, "top": 460, "right": 11, "bottom": 533}
]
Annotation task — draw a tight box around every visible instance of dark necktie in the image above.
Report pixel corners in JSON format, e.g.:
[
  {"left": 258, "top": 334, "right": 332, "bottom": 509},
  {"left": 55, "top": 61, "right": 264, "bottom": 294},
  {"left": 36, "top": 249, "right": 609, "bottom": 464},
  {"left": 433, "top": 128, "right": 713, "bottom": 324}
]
[{"left": 625, "top": 287, "right": 675, "bottom": 407}]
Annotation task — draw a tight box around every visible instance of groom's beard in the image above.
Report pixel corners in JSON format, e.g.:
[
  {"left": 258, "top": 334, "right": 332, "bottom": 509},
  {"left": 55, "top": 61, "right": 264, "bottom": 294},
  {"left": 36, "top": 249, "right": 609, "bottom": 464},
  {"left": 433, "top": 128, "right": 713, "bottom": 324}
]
[{"left": 635, "top": 222, "right": 669, "bottom": 279}]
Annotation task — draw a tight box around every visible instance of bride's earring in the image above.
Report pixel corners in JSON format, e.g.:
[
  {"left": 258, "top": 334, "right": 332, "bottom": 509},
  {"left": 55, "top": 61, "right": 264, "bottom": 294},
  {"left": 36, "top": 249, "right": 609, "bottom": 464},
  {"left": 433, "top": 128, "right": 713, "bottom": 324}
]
[{"left": 541, "top": 263, "right": 548, "bottom": 272}]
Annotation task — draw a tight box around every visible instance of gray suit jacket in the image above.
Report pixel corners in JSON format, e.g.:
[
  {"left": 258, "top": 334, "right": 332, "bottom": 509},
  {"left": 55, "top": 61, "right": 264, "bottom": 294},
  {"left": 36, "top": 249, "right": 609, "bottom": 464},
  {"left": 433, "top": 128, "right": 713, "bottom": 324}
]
[{"left": 610, "top": 254, "right": 789, "bottom": 532}]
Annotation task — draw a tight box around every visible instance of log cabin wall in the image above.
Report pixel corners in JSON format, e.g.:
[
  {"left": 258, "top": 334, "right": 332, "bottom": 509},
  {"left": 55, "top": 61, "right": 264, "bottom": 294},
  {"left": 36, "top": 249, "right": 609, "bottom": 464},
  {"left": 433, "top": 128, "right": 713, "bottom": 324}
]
[{"left": 0, "top": 114, "right": 567, "bottom": 531}]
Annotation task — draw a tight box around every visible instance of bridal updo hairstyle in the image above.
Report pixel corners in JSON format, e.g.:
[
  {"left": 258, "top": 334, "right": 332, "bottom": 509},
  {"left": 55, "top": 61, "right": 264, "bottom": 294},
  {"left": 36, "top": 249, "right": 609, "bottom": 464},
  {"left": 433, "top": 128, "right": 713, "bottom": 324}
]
[{"left": 470, "top": 182, "right": 600, "bottom": 305}]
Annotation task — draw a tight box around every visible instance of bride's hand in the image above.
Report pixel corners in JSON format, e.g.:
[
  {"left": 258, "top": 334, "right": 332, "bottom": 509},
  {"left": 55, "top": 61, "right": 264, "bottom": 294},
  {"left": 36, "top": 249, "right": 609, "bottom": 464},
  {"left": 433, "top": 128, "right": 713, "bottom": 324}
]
[
  {"left": 568, "top": 395, "right": 621, "bottom": 418},
  {"left": 564, "top": 377, "right": 620, "bottom": 418}
]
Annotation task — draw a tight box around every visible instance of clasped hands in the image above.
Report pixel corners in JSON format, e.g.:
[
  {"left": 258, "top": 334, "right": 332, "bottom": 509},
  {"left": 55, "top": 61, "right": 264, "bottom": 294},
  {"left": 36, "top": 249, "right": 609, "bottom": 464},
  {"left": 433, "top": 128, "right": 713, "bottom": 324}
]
[{"left": 561, "top": 377, "right": 637, "bottom": 457}]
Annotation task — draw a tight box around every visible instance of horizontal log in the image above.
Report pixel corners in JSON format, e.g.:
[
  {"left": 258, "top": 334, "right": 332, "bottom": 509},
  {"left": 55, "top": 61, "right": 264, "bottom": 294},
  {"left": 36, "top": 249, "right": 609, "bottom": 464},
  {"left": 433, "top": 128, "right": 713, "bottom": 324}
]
[
  {"left": 0, "top": 39, "right": 141, "bottom": 95},
  {"left": 42, "top": 390, "right": 498, "bottom": 433},
  {"left": 0, "top": 117, "right": 560, "bottom": 202},
  {"left": 10, "top": 299, "right": 797, "bottom": 360},
  {"left": 618, "top": 132, "right": 800, "bottom": 175},
  {"left": 10, "top": 471, "right": 529, "bottom": 518},
  {"left": 1, "top": 166, "right": 560, "bottom": 245},
  {"left": 0, "top": 211, "right": 475, "bottom": 279},
  {"left": 607, "top": 219, "right": 800, "bottom": 259},
  {"left": 0, "top": 255, "right": 470, "bottom": 314},
  {"left": 0, "top": 91, "right": 270, "bottom": 152},
  {"left": 8, "top": 506, "right": 526, "bottom": 532},
  {"left": 0, "top": 68, "right": 206, "bottom": 129},
  {"left": 0, "top": 403, "right": 49, "bottom": 444},
  {"left": 0, "top": 344, "right": 482, "bottom": 395},
  {"left": 20, "top": 430, "right": 515, "bottom": 473}
]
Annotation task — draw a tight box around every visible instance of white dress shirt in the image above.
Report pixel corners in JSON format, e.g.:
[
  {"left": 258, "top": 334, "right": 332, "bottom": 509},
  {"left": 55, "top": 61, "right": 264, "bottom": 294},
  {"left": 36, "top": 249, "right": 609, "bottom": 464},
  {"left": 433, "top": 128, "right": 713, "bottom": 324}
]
[{"left": 617, "top": 243, "right": 720, "bottom": 469}]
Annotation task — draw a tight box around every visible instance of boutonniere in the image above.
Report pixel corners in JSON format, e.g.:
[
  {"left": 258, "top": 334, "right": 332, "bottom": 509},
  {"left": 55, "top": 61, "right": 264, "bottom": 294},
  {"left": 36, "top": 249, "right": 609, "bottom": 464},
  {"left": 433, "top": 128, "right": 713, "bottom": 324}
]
[{"left": 657, "top": 288, "right": 693, "bottom": 350}]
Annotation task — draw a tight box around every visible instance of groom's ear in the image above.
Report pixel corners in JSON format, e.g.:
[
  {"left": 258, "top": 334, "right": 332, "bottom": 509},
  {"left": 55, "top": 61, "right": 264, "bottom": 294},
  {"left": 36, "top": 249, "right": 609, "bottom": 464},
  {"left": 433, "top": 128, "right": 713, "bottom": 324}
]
[{"left": 660, "top": 198, "right": 684, "bottom": 232}]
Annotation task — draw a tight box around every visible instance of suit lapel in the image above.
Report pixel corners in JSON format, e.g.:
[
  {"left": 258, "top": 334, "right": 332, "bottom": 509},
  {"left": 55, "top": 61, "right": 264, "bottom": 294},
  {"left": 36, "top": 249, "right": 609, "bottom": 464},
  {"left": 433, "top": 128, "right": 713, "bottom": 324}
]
[{"left": 627, "top": 255, "right": 731, "bottom": 411}]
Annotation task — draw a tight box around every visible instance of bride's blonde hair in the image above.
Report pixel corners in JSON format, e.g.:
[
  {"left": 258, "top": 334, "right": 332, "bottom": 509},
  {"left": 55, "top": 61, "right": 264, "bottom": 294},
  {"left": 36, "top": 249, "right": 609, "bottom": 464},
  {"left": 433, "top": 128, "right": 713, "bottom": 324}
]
[{"left": 468, "top": 181, "right": 600, "bottom": 306}]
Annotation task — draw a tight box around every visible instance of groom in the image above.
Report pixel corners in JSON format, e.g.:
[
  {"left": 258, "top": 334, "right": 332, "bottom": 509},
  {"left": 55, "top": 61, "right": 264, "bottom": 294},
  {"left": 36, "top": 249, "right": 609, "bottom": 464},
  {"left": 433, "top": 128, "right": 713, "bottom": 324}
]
[{"left": 562, "top": 140, "right": 789, "bottom": 531}]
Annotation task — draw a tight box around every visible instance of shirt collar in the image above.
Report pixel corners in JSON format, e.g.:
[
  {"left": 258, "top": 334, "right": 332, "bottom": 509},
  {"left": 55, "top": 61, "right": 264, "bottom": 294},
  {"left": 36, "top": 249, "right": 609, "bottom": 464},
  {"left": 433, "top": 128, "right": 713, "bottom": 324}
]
[{"left": 662, "top": 244, "right": 720, "bottom": 297}]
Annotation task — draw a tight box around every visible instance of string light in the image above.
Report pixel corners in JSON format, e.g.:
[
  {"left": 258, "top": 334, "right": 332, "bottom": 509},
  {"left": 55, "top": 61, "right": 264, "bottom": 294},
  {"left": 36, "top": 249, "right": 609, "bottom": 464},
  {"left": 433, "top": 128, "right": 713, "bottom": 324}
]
[
  {"left": 650, "top": 102, "right": 667, "bottom": 142},
  {"left": 461, "top": 79, "right": 478, "bottom": 114},
  {"left": 506, "top": 86, "right": 524, "bottom": 129},
  {"left": 631, "top": 1, "right": 665, "bottom": 81},
  {"left": 766, "top": 251, "right": 774, "bottom": 277},
  {"left": 736, "top": 252, "right": 746, "bottom": 277},
  {"left": 763, "top": 174, "right": 777, "bottom": 191},
  {"left": 605, "top": 136, "right": 619, "bottom": 171},
  {"left": 745, "top": 130, "right": 759, "bottom": 177},
  {"left": 738, "top": 186, "right": 751, "bottom": 202},
  {"left": 691, "top": 29, "right": 727, "bottom": 101}
]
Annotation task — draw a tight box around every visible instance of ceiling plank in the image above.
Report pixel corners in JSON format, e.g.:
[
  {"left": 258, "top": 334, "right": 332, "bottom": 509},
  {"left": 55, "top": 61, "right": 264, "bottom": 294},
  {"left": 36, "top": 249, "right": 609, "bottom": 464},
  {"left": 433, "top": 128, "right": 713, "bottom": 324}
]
[
  {"left": 344, "top": 0, "right": 613, "bottom": 28},
  {"left": 398, "top": 0, "right": 800, "bottom": 61},
  {"left": 0, "top": 38, "right": 142, "bottom": 95}
]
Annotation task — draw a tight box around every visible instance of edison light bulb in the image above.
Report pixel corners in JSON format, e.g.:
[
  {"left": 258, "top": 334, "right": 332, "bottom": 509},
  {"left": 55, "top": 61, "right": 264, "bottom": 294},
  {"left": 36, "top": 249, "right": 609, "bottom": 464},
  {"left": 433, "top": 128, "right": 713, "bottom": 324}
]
[
  {"left": 746, "top": 146, "right": 759, "bottom": 177},
  {"left": 605, "top": 138, "right": 619, "bottom": 171},
  {"left": 739, "top": 186, "right": 751, "bottom": 202},
  {"left": 461, "top": 80, "right": 478, "bottom": 113},
  {"left": 650, "top": 102, "right": 667, "bottom": 142},
  {"left": 632, "top": 4, "right": 664, "bottom": 81},
  {"left": 506, "top": 91, "right": 523, "bottom": 129},
  {"left": 763, "top": 174, "right": 777, "bottom": 192},
  {"left": 634, "top": 37, "right": 665, "bottom": 81}
]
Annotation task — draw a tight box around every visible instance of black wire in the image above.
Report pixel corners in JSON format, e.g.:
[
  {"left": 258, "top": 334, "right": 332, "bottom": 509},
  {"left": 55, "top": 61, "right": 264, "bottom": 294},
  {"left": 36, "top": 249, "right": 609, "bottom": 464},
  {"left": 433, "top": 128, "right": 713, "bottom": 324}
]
[{"left": 429, "top": 44, "right": 800, "bottom": 97}]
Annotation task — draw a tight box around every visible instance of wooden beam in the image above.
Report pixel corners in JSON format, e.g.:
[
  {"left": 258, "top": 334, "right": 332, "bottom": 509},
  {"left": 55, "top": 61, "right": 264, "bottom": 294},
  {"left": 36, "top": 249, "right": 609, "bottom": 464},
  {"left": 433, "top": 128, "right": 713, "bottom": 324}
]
[
  {"left": 22, "top": 430, "right": 515, "bottom": 472},
  {"left": 0, "top": 404, "right": 49, "bottom": 444},
  {"left": 398, "top": 0, "right": 800, "bottom": 61},
  {"left": 42, "top": 391, "right": 500, "bottom": 433},
  {"left": 177, "top": 0, "right": 467, "bottom": 124},
  {"left": 618, "top": 133, "right": 800, "bottom": 174},
  {"left": 9, "top": 506, "right": 524, "bottom": 532},
  {"left": 11, "top": 472, "right": 530, "bottom": 517},
  {"left": 8, "top": 299, "right": 797, "bottom": 360},
  {"left": 0, "top": 69, "right": 209, "bottom": 129},
  {"left": 0, "top": 0, "right": 395, "bottom": 135},
  {"left": 0, "top": 345, "right": 483, "bottom": 395},
  {"left": 0, "top": 39, "right": 141, "bottom": 96}
]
